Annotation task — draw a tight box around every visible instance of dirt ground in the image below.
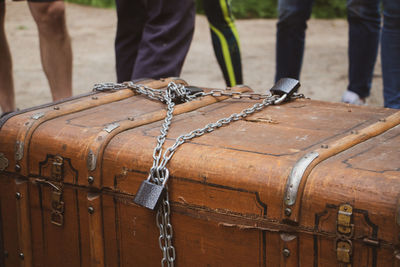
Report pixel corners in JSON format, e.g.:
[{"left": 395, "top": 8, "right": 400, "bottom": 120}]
[{"left": 4, "top": 1, "right": 384, "bottom": 110}]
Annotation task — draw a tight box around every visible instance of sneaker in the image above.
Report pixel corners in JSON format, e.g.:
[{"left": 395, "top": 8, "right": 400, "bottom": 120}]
[{"left": 341, "top": 90, "right": 366, "bottom": 105}]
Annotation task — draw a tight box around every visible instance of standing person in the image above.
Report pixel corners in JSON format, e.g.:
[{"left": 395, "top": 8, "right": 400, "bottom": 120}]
[
  {"left": 275, "top": 0, "right": 400, "bottom": 109},
  {"left": 342, "top": 0, "right": 400, "bottom": 109},
  {"left": 203, "top": 0, "right": 243, "bottom": 87},
  {"left": 0, "top": 0, "right": 73, "bottom": 116},
  {"left": 114, "top": 0, "right": 195, "bottom": 83}
]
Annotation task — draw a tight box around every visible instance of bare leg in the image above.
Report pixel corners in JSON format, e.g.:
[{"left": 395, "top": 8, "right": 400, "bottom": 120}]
[
  {"left": 0, "top": 2, "right": 15, "bottom": 113},
  {"left": 28, "top": 1, "right": 72, "bottom": 101}
]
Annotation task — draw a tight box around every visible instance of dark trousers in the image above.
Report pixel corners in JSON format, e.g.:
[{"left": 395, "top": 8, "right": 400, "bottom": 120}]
[{"left": 115, "top": 0, "right": 195, "bottom": 82}]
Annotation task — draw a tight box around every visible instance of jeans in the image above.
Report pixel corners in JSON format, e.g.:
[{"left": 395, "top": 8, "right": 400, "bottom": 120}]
[
  {"left": 115, "top": 0, "right": 195, "bottom": 82},
  {"left": 276, "top": 0, "right": 400, "bottom": 109}
]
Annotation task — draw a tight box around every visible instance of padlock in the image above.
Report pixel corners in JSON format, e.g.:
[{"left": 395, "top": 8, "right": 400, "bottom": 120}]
[
  {"left": 270, "top": 78, "right": 300, "bottom": 97},
  {"left": 133, "top": 168, "right": 170, "bottom": 210},
  {"left": 134, "top": 180, "right": 166, "bottom": 210},
  {"left": 173, "top": 85, "right": 204, "bottom": 104}
]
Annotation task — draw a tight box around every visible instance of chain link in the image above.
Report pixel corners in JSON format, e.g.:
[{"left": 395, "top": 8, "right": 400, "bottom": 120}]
[{"left": 94, "top": 81, "right": 304, "bottom": 266}]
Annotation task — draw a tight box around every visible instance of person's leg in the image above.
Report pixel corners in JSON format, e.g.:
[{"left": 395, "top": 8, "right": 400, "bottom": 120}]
[
  {"left": 28, "top": 0, "right": 72, "bottom": 101},
  {"left": 203, "top": 0, "right": 242, "bottom": 87},
  {"left": 275, "top": 0, "right": 314, "bottom": 82},
  {"left": 115, "top": 0, "right": 146, "bottom": 82},
  {"left": 345, "top": 0, "right": 381, "bottom": 101},
  {"left": 381, "top": 0, "right": 400, "bottom": 108},
  {"left": 0, "top": 1, "right": 16, "bottom": 113},
  {"left": 131, "top": 0, "right": 195, "bottom": 79}
]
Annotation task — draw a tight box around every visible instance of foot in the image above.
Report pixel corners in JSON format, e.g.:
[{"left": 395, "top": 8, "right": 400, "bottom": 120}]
[{"left": 341, "top": 90, "right": 366, "bottom": 105}]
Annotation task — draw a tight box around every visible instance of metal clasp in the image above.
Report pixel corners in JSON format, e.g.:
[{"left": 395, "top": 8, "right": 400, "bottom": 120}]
[
  {"left": 336, "top": 239, "right": 352, "bottom": 264},
  {"left": 51, "top": 155, "right": 64, "bottom": 181},
  {"left": 336, "top": 204, "right": 354, "bottom": 265},
  {"left": 337, "top": 204, "right": 354, "bottom": 238},
  {"left": 51, "top": 189, "right": 65, "bottom": 227}
]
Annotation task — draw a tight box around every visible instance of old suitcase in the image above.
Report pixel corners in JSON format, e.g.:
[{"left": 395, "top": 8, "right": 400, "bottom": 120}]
[{"left": 0, "top": 77, "right": 399, "bottom": 267}]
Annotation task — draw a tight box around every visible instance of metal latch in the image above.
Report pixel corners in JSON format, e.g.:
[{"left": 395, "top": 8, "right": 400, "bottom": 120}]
[
  {"left": 336, "top": 204, "right": 354, "bottom": 266},
  {"left": 336, "top": 239, "right": 352, "bottom": 264},
  {"left": 50, "top": 155, "right": 65, "bottom": 226},
  {"left": 51, "top": 189, "right": 65, "bottom": 226},
  {"left": 337, "top": 204, "right": 354, "bottom": 237},
  {"left": 51, "top": 155, "right": 64, "bottom": 181}
]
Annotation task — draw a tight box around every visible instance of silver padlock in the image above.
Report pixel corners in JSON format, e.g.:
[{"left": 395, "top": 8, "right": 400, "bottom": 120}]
[{"left": 133, "top": 168, "right": 169, "bottom": 210}]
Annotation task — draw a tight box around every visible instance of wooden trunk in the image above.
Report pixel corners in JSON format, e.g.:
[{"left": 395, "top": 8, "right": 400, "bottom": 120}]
[{"left": 0, "top": 78, "right": 399, "bottom": 267}]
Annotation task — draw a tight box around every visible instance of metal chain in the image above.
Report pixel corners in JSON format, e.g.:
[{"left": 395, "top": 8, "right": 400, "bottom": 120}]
[{"left": 94, "top": 81, "right": 304, "bottom": 266}]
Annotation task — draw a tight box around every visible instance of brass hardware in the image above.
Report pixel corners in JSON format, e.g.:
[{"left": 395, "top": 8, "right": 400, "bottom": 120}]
[
  {"left": 0, "top": 153, "right": 9, "bottom": 171},
  {"left": 49, "top": 155, "right": 65, "bottom": 227},
  {"left": 19, "top": 252, "right": 24, "bottom": 260},
  {"left": 16, "top": 192, "right": 21, "bottom": 199},
  {"left": 336, "top": 240, "right": 352, "bottom": 263},
  {"left": 51, "top": 155, "right": 64, "bottom": 181},
  {"left": 336, "top": 204, "right": 354, "bottom": 266},
  {"left": 337, "top": 204, "right": 354, "bottom": 237},
  {"left": 50, "top": 190, "right": 65, "bottom": 227},
  {"left": 282, "top": 248, "right": 290, "bottom": 258},
  {"left": 321, "top": 144, "right": 329, "bottom": 149},
  {"left": 128, "top": 117, "right": 135, "bottom": 121},
  {"left": 53, "top": 106, "right": 60, "bottom": 110}
]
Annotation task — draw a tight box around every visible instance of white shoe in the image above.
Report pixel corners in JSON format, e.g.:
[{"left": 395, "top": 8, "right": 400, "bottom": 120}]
[{"left": 341, "top": 90, "right": 366, "bottom": 105}]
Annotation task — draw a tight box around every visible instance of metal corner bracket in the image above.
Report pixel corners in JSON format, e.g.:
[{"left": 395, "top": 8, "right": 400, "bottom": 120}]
[{"left": 284, "top": 151, "right": 319, "bottom": 206}]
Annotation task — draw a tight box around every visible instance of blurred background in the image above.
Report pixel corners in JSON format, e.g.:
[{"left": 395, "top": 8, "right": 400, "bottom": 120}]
[{"left": 4, "top": 0, "right": 384, "bottom": 109}]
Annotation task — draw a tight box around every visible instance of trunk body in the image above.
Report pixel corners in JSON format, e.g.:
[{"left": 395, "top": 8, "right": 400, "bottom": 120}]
[{"left": 0, "top": 78, "right": 399, "bottom": 266}]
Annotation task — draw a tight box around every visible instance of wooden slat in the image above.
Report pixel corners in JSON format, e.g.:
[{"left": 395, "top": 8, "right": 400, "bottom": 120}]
[
  {"left": 15, "top": 178, "right": 32, "bottom": 267},
  {"left": 87, "top": 192, "right": 105, "bottom": 267}
]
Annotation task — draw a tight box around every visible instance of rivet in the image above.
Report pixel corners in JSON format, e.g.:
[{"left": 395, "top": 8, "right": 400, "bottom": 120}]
[
  {"left": 19, "top": 252, "right": 24, "bottom": 260},
  {"left": 128, "top": 117, "right": 134, "bottom": 121},
  {"left": 88, "top": 206, "right": 94, "bottom": 214},
  {"left": 92, "top": 96, "right": 98, "bottom": 100},
  {"left": 379, "top": 118, "right": 386, "bottom": 122},
  {"left": 321, "top": 144, "right": 329, "bottom": 149},
  {"left": 4, "top": 250, "right": 9, "bottom": 258},
  {"left": 53, "top": 106, "right": 60, "bottom": 110},
  {"left": 15, "top": 164, "right": 21, "bottom": 172},
  {"left": 284, "top": 208, "right": 292, "bottom": 216},
  {"left": 16, "top": 192, "right": 21, "bottom": 200},
  {"left": 283, "top": 248, "right": 291, "bottom": 258},
  {"left": 88, "top": 176, "right": 94, "bottom": 184},
  {"left": 350, "top": 130, "right": 358, "bottom": 134}
]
